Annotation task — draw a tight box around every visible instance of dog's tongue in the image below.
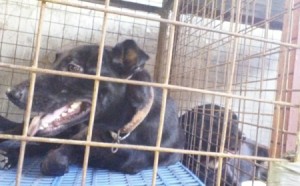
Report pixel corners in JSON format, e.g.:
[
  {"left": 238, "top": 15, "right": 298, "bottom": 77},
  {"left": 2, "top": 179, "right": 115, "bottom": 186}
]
[
  {"left": 27, "top": 115, "right": 42, "bottom": 136},
  {"left": 27, "top": 108, "right": 65, "bottom": 136}
]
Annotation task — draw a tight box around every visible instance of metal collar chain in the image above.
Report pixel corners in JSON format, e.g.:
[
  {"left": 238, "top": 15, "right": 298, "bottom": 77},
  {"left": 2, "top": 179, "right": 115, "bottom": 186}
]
[{"left": 110, "top": 130, "right": 131, "bottom": 153}]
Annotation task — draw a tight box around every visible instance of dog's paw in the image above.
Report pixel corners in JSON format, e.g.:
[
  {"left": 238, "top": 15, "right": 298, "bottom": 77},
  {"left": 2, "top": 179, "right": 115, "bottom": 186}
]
[
  {"left": 40, "top": 150, "right": 69, "bottom": 176},
  {"left": 0, "top": 149, "right": 12, "bottom": 170}
]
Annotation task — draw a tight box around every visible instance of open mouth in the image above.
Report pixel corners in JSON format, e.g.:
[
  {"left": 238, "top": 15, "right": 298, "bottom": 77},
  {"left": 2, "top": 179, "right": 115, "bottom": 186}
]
[{"left": 28, "top": 100, "right": 91, "bottom": 137}]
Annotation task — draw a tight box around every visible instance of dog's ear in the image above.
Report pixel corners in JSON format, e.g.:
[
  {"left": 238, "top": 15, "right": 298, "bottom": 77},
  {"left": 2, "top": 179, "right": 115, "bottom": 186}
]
[{"left": 111, "top": 39, "right": 149, "bottom": 76}]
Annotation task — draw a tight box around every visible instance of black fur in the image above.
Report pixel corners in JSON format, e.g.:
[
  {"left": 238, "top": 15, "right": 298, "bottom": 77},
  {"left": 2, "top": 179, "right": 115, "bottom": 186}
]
[
  {"left": 180, "top": 104, "right": 243, "bottom": 185},
  {"left": 180, "top": 104, "right": 242, "bottom": 153},
  {"left": 0, "top": 40, "right": 184, "bottom": 176},
  {"left": 179, "top": 104, "right": 268, "bottom": 185},
  {"left": 0, "top": 115, "right": 19, "bottom": 131}
]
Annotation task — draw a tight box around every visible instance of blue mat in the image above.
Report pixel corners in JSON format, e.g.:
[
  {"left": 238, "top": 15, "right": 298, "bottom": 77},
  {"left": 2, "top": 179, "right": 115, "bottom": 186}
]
[{"left": 0, "top": 158, "right": 204, "bottom": 186}]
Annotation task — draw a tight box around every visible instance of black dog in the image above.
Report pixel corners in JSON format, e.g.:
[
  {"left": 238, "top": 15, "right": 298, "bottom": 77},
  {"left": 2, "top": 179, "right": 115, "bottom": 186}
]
[
  {"left": 180, "top": 104, "right": 242, "bottom": 153},
  {"left": 0, "top": 40, "right": 184, "bottom": 176},
  {"left": 180, "top": 104, "right": 268, "bottom": 186},
  {"left": 180, "top": 104, "right": 243, "bottom": 185}
]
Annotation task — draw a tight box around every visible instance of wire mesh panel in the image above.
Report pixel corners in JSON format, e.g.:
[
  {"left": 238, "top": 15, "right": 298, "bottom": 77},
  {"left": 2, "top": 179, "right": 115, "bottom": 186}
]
[{"left": 167, "top": 0, "right": 300, "bottom": 185}]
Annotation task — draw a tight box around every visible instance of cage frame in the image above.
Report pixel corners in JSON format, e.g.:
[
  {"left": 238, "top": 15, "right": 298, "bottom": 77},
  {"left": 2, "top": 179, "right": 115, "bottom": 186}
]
[{"left": 0, "top": 0, "right": 299, "bottom": 186}]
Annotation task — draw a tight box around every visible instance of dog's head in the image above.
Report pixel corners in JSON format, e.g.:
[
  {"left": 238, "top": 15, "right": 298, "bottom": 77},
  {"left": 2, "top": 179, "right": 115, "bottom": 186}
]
[
  {"left": 6, "top": 40, "right": 149, "bottom": 136},
  {"left": 201, "top": 104, "right": 242, "bottom": 152}
]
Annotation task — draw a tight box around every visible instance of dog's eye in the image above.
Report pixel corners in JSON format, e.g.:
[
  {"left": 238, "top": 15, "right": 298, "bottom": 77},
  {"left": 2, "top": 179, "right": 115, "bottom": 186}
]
[{"left": 68, "top": 63, "right": 83, "bottom": 73}]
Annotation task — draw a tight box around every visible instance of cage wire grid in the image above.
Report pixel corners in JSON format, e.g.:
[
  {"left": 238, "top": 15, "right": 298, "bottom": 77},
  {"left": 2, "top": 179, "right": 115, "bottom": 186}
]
[
  {"left": 0, "top": 0, "right": 300, "bottom": 186},
  {"left": 170, "top": 0, "right": 300, "bottom": 185}
]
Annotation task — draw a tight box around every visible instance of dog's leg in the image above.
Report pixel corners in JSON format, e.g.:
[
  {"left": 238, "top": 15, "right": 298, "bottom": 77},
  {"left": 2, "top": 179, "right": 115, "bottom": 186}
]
[
  {"left": 0, "top": 116, "right": 24, "bottom": 144},
  {"left": 40, "top": 126, "right": 87, "bottom": 176},
  {"left": 0, "top": 127, "right": 23, "bottom": 144},
  {"left": 0, "top": 125, "right": 23, "bottom": 169},
  {"left": 0, "top": 116, "right": 47, "bottom": 169},
  {"left": 0, "top": 142, "right": 56, "bottom": 170},
  {"left": 0, "top": 148, "right": 19, "bottom": 170},
  {"left": 0, "top": 115, "right": 20, "bottom": 131},
  {"left": 0, "top": 116, "right": 39, "bottom": 143},
  {"left": 121, "top": 70, "right": 153, "bottom": 133},
  {"left": 40, "top": 145, "right": 74, "bottom": 176}
]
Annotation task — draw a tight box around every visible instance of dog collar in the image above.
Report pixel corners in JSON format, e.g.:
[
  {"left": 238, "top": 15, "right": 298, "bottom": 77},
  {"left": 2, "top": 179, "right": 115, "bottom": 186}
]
[
  {"left": 110, "top": 130, "right": 131, "bottom": 153},
  {"left": 125, "top": 67, "right": 142, "bottom": 80},
  {"left": 110, "top": 86, "right": 154, "bottom": 153}
]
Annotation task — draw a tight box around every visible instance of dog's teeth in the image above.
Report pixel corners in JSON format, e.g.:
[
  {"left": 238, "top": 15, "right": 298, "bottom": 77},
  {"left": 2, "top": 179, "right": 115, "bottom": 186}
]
[
  {"left": 61, "top": 112, "right": 68, "bottom": 117},
  {"left": 71, "top": 102, "right": 81, "bottom": 109},
  {"left": 68, "top": 108, "right": 75, "bottom": 113},
  {"left": 41, "top": 122, "right": 49, "bottom": 127}
]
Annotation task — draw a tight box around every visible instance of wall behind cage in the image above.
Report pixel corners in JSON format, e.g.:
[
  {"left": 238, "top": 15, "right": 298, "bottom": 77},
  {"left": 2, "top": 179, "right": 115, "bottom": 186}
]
[
  {"left": 168, "top": 14, "right": 282, "bottom": 147},
  {"left": 0, "top": 0, "right": 161, "bottom": 122}
]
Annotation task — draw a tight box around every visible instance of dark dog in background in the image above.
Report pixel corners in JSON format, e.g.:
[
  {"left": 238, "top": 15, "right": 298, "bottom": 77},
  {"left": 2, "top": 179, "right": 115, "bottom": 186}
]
[
  {"left": 180, "top": 104, "right": 242, "bottom": 185},
  {"left": 180, "top": 104, "right": 268, "bottom": 186},
  {"left": 0, "top": 39, "right": 184, "bottom": 176},
  {"left": 180, "top": 104, "right": 242, "bottom": 153}
]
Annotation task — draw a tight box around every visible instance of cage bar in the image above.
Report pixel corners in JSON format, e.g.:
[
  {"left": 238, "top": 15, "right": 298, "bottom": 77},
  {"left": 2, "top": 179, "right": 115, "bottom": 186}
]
[{"left": 0, "top": 0, "right": 300, "bottom": 185}]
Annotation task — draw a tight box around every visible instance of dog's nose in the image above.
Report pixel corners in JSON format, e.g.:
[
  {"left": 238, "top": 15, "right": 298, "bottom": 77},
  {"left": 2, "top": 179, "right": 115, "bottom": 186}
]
[{"left": 6, "top": 87, "right": 25, "bottom": 101}]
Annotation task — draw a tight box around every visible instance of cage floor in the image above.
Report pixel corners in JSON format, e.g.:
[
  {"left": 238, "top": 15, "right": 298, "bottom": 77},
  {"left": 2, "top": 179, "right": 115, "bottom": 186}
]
[{"left": 0, "top": 157, "right": 204, "bottom": 186}]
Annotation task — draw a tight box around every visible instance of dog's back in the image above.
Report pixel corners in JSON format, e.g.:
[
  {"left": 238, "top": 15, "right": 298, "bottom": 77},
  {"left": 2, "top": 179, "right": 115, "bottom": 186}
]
[{"left": 180, "top": 104, "right": 242, "bottom": 152}]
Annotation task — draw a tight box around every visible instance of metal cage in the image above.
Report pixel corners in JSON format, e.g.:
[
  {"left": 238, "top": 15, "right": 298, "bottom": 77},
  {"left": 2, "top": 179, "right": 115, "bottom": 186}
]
[{"left": 0, "top": 0, "right": 299, "bottom": 185}]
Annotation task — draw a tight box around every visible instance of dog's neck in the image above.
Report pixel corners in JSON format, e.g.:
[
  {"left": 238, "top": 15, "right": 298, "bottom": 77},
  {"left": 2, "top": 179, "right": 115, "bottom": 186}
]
[
  {"left": 125, "top": 67, "right": 142, "bottom": 80},
  {"left": 110, "top": 67, "right": 154, "bottom": 153},
  {"left": 110, "top": 86, "right": 154, "bottom": 141}
]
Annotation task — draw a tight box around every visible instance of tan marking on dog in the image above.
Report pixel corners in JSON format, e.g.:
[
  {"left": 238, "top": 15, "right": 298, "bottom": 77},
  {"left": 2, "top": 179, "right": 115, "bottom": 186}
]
[
  {"left": 120, "top": 87, "right": 154, "bottom": 134},
  {"left": 125, "top": 49, "right": 137, "bottom": 65}
]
